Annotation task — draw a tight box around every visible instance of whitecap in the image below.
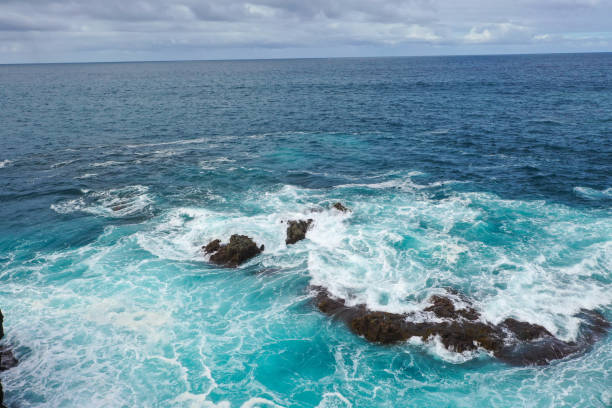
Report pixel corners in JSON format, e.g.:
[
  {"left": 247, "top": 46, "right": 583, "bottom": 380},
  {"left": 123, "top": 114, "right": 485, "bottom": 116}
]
[
  {"left": 91, "top": 160, "right": 123, "bottom": 167},
  {"left": 75, "top": 172, "right": 98, "bottom": 179},
  {"left": 125, "top": 137, "right": 208, "bottom": 148},
  {"left": 51, "top": 159, "right": 77, "bottom": 168},
  {"left": 574, "top": 186, "right": 612, "bottom": 200}
]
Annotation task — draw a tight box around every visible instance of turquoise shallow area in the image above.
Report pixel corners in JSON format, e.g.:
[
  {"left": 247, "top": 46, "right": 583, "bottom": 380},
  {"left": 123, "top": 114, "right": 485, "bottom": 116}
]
[{"left": 0, "top": 54, "right": 611, "bottom": 407}]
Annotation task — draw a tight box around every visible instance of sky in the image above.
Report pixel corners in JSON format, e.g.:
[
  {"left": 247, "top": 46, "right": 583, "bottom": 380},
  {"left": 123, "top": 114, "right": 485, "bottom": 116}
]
[{"left": 0, "top": 0, "right": 611, "bottom": 63}]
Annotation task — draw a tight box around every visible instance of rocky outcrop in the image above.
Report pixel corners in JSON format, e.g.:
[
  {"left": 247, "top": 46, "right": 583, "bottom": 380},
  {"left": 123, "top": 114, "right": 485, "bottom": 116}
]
[
  {"left": 332, "top": 202, "right": 349, "bottom": 212},
  {"left": 311, "top": 287, "right": 610, "bottom": 366},
  {"left": 286, "top": 219, "right": 313, "bottom": 245},
  {"left": 203, "top": 235, "right": 264, "bottom": 267},
  {"left": 0, "top": 308, "right": 18, "bottom": 408}
]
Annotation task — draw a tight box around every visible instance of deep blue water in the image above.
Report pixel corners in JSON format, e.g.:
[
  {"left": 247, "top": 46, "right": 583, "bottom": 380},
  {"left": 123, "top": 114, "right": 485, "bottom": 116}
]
[{"left": 0, "top": 54, "right": 611, "bottom": 407}]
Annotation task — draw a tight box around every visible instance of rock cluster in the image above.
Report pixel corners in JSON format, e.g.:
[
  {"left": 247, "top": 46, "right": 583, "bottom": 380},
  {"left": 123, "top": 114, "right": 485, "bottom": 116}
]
[
  {"left": 312, "top": 287, "right": 610, "bottom": 365},
  {"left": 198, "top": 202, "right": 609, "bottom": 366},
  {"left": 203, "top": 235, "right": 264, "bottom": 268}
]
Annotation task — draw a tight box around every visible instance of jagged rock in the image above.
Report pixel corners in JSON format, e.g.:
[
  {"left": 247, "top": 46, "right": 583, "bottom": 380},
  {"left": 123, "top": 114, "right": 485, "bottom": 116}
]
[
  {"left": 203, "top": 235, "right": 264, "bottom": 267},
  {"left": 203, "top": 239, "right": 221, "bottom": 254},
  {"left": 286, "top": 219, "right": 313, "bottom": 245},
  {"left": 0, "top": 310, "right": 3, "bottom": 339},
  {"left": 311, "top": 287, "right": 609, "bottom": 365},
  {"left": 333, "top": 202, "right": 349, "bottom": 212}
]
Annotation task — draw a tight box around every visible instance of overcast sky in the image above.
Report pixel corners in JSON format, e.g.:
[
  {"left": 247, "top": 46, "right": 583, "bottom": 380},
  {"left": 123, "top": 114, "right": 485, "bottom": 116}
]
[{"left": 0, "top": 0, "right": 611, "bottom": 63}]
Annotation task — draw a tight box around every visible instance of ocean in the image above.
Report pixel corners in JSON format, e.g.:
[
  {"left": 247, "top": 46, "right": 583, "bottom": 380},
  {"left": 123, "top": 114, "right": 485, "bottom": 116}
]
[{"left": 0, "top": 54, "right": 611, "bottom": 407}]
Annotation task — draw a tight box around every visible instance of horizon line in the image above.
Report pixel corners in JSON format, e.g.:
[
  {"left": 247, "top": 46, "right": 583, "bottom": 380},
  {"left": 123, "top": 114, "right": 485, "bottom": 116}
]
[{"left": 1, "top": 50, "right": 610, "bottom": 66}]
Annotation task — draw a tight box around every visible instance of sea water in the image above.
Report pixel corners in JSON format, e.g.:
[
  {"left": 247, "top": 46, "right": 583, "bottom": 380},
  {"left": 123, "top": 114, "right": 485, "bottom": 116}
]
[{"left": 0, "top": 54, "right": 610, "bottom": 407}]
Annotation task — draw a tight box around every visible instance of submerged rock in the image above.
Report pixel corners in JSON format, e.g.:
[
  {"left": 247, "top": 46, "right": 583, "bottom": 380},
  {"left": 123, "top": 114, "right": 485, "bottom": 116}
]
[
  {"left": 332, "top": 202, "right": 349, "bottom": 212},
  {"left": 286, "top": 219, "right": 313, "bottom": 245},
  {"left": 203, "top": 235, "right": 264, "bottom": 267},
  {"left": 311, "top": 287, "right": 609, "bottom": 365}
]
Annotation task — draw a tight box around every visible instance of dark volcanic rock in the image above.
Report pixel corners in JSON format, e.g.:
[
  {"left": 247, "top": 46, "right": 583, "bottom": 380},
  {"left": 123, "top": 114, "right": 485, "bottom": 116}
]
[
  {"left": 350, "top": 311, "right": 413, "bottom": 344},
  {"left": 332, "top": 202, "right": 349, "bottom": 212},
  {"left": 204, "top": 235, "right": 263, "bottom": 267},
  {"left": 203, "top": 239, "right": 221, "bottom": 254},
  {"left": 311, "top": 287, "right": 609, "bottom": 365},
  {"left": 501, "top": 318, "right": 552, "bottom": 341},
  {"left": 286, "top": 219, "right": 313, "bottom": 245}
]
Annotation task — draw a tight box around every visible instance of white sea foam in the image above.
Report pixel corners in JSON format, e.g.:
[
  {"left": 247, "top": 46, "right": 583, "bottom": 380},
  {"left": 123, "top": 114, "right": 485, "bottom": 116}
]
[
  {"left": 316, "top": 392, "right": 353, "bottom": 408},
  {"left": 300, "top": 181, "right": 611, "bottom": 341},
  {"left": 3, "top": 170, "right": 611, "bottom": 408},
  {"left": 130, "top": 179, "right": 611, "bottom": 344},
  {"left": 0, "top": 159, "right": 12, "bottom": 168},
  {"left": 44, "top": 176, "right": 612, "bottom": 370},
  {"left": 407, "top": 336, "right": 489, "bottom": 364},
  {"left": 50, "top": 185, "right": 153, "bottom": 218}
]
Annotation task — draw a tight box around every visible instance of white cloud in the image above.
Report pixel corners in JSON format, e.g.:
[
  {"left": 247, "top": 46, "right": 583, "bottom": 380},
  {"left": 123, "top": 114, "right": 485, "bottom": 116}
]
[{"left": 463, "top": 23, "right": 530, "bottom": 44}]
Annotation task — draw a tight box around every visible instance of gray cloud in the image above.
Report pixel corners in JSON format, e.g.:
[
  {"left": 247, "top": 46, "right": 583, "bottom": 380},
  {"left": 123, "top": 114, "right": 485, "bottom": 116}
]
[{"left": 0, "top": 0, "right": 610, "bottom": 63}]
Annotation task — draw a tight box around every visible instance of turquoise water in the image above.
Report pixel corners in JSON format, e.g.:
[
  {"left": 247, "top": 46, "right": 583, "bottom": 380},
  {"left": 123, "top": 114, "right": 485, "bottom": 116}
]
[{"left": 0, "top": 54, "right": 611, "bottom": 407}]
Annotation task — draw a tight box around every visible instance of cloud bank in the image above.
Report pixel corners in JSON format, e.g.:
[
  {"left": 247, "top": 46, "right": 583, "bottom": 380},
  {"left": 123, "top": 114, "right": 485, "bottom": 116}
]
[{"left": 0, "top": 0, "right": 611, "bottom": 63}]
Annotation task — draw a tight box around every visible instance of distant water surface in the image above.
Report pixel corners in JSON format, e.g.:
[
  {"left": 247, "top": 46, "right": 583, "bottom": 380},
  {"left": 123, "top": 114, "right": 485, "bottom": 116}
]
[{"left": 0, "top": 54, "right": 611, "bottom": 407}]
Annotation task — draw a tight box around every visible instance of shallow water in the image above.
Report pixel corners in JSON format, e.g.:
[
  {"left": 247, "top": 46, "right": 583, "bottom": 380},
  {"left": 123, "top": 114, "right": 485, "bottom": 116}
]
[{"left": 0, "top": 54, "right": 611, "bottom": 407}]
